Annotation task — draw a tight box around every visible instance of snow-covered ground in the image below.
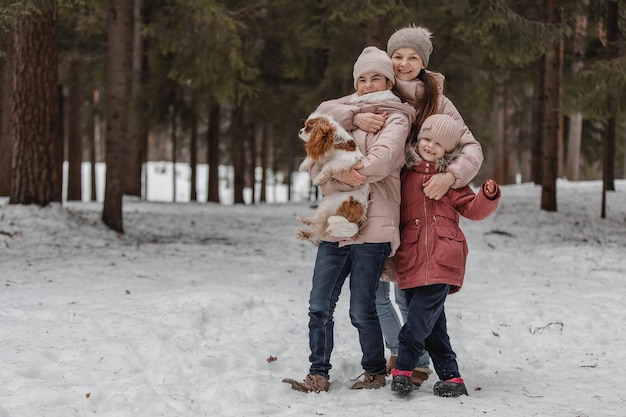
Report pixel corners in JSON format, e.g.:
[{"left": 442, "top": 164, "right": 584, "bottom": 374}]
[{"left": 1, "top": 177, "right": 625, "bottom": 417}]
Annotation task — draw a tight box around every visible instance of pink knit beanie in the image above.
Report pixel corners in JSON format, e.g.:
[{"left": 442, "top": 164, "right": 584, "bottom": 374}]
[
  {"left": 353, "top": 46, "right": 396, "bottom": 90},
  {"left": 418, "top": 114, "right": 461, "bottom": 152}
]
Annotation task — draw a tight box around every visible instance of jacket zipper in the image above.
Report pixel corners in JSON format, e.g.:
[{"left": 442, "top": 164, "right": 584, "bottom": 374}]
[{"left": 422, "top": 174, "right": 429, "bottom": 286}]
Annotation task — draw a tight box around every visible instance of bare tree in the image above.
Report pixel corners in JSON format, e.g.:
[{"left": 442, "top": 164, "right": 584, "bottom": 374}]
[{"left": 102, "top": 0, "right": 130, "bottom": 232}]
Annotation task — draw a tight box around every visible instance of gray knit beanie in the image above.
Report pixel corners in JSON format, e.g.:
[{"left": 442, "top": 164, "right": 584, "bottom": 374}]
[
  {"left": 352, "top": 46, "right": 396, "bottom": 90},
  {"left": 387, "top": 25, "right": 433, "bottom": 68},
  {"left": 418, "top": 114, "right": 461, "bottom": 153}
]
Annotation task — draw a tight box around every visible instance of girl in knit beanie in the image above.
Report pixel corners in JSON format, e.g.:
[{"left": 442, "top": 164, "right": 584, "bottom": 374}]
[{"left": 390, "top": 113, "right": 500, "bottom": 399}]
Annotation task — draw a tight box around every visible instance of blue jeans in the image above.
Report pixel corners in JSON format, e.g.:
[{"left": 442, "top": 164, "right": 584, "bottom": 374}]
[
  {"left": 375, "top": 281, "right": 402, "bottom": 355},
  {"left": 396, "top": 284, "right": 460, "bottom": 381},
  {"left": 394, "top": 285, "right": 430, "bottom": 368},
  {"left": 308, "top": 241, "right": 390, "bottom": 378}
]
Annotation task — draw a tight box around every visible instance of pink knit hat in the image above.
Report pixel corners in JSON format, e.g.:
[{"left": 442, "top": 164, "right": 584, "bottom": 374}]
[
  {"left": 418, "top": 114, "right": 461, "bottom": 152},
  {"left": 353, "top": 46, "right": 396, "bottom": 90}
]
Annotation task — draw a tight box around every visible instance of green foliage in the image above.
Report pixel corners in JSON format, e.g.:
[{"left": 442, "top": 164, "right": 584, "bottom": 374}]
[
  {"left": 564, "top": 56, "right": 626, "bottom": 120},
  {"left": 456, "top": 0, "right": 572, "bottom": 68},
  {"left": 0, "top": 1, "right": 40, "bottom": 34}
]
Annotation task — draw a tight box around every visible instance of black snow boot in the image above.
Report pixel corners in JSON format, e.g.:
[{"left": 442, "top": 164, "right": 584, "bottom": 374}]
[{"left": 433, "top": 377, "right": 469, "bottom": 397}]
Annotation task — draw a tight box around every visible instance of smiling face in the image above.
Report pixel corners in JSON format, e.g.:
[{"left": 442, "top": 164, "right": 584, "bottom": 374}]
[
  {"left": 417, "top": 137, "right": 446, "bottom": 162},
  {"left": 355, "top": 72, "right": 393, "bottom": 96},
  {"left": 390, "top": 47, "right": 424, "bottom": 81}
]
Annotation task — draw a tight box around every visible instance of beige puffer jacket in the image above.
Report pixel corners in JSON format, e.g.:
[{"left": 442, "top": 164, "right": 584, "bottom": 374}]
[
  {"left": 393, "top": 71, "right": 483, "bottom": 188},
  {"left": 310, "top": 90, "right": 415, "bottom": 256}
]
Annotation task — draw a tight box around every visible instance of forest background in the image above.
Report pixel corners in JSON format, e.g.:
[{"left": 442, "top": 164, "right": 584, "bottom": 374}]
[{"left": 0, "top": 0, "right": 625, "bottom": 233}]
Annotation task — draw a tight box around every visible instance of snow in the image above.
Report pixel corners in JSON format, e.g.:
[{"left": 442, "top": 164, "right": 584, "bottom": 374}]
[{"left": 1, "top": 175, "right": 625, "bottom": 417}]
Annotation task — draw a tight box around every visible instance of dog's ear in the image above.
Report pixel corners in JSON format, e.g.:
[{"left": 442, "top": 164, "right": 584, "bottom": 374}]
[{"left": 306, "top": 118, "right": 335, "bottom": 159}]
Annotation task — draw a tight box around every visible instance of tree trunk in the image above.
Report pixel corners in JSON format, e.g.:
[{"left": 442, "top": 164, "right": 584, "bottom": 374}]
[
  {"left": 189, "top": 110, "right": 198, "bottom": 202},
  {"left": 207, "top": 97, "right": 220, "bottom": 203},
  {"left": 492, "top": 75, "right": 505, "bottom": 185},
  {"left": 67, "top": 58, "right": 84, "bottom": 201},
  {"left": 259, "top": 123, "right": 269, "bottom": 203},
  {"left": 10, "top": 3, "right": 61, "bottom": 206},
  {"left": 103, "top": 0, "right": 130, "bottom": 233},
  {"left": 603, "top": 0, "right": 618, "bottom": 193},
  {"left": 531, "top": 58, "right": 545, "bottom": 185},
  {"left": 171, "top": 106, "right": 177, "bottom": 203},
  {"left": 0, "top": 31, "right": 14, "bottom": 196},
  {"left": 88, "top": 90, "right": 98, "bottom": 201},
  {"left": 89, "top": 90, "right": 103, "bottom": 201},
  {"left": 248, "top": 121, "right": 256, "bottom": 204},
  {"left": 541, "top": 0, "right": 562, "bottom": 212},
  {"left": 366, "top": 18, "right": 386, "bottom": 49},
  {"left": 232, "top": 100, "right": 245, "bottom": 205},
  {"left": 565, "top": 2, "right": 588, "bottom": 181},
  {"left": 125, "top": 0, "right": 144, "bottom": 197}
]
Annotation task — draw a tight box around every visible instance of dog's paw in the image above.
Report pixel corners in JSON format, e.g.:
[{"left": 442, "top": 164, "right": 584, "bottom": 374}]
[
  {"left": 296, "top": 215, "right": 312, "bottom": 225},
  {"left": 327, "top": 216, "right": 359, "bottom": 238},
  {"left": 311, "top": 173, "right": 329, "bottom": 185},
  {"left": 296, "top": 230, "right": 311, "bottom": 240}
]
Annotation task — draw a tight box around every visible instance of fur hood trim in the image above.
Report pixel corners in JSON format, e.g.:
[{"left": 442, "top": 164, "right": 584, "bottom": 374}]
[
  {"left": 405, "top": 143, "right": 462, "bottom": 172},
  {"left": 348, "top": 90, "right": 401, "bottom": 104}
]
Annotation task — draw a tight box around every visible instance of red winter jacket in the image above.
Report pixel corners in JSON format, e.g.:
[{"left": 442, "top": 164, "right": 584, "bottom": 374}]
[{"left": 395, "top": 160, "right": 500, "bottom": 293}]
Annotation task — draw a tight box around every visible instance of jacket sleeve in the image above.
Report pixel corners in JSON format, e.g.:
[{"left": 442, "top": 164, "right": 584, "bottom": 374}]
[
  {"left": 438, "top": 96, "right": 484, "bottom": 188},
  {"left": 357, "top": 113, "right": 410, "bottom": 183},
  {"left": 453, "top": 182, "right": 501, "bottom": 221},
  {"left": 316, "top": 98, "right": 378, "bottom": 131}
]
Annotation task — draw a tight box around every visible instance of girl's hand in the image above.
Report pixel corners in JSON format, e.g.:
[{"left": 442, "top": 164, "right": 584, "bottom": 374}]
[
  {"left": 423, "top": 172, "right": 455, "bottom": 200},
  {"left": 484, "top": 179, "right": 497, "bottom": 197},
  {"left": 334, "top": 164, "right": 365, "bottom": 187},
  {"left": 353, "top": 112, "right": 387, "bottom": 133}
]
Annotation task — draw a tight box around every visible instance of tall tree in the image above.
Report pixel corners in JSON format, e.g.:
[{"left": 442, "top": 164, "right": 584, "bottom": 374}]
[
  {"left": 206, "top": 97, "right": 220, "bottom": 203},
  {"left": 10, "top": 2, "right": 61, "bottom": 205},
  {"left": 66, "top": 57, "right": 84, "bottom": 201},
  {"left": 565, "top": 1, "right": 589, "bottom": 181},
  {"left": 125, "top": 0, "right": 146, "bottom": 198},
  {"left": 0, "top": 30, "right": 14, "bottom": 196},
  {"left": 541, "top": 0, "right": 563, "bottom": 211},
  {"left": 102, "top": 0, "right": 130, "bottom": 232}
]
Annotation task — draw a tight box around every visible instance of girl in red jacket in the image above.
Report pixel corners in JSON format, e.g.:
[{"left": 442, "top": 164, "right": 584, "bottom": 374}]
[{"left": 390, "top": 114, "right": 500, "bottom": 398}]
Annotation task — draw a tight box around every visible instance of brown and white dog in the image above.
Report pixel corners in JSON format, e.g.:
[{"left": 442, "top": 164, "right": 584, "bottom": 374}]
[{"left": 296, "top": 112, "right": 370, "bottom": 243}]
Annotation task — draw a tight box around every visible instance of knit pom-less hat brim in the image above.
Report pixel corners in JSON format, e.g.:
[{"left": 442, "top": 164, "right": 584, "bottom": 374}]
[
  {"left": 387, "top": 25, "right": 433, "bottom": 68},
  {"left": 418, "top": 114, "right": 461, "bottom": 153},
  {"left": 353, "top": 46, "right": 396, "bottom": 90}
]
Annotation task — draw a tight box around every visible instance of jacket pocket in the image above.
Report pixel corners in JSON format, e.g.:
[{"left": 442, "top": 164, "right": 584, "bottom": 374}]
[
  {"left": 396, "top": 226, "right": 421, "bottom": 276},
  {"left": 432, "top": 226, "right": 467, "bottom": 270}
]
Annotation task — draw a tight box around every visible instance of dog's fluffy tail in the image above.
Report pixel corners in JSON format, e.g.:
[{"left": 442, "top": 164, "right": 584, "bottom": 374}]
[{"left": 326, "top": 215, "right": 359, "bottom": 238}]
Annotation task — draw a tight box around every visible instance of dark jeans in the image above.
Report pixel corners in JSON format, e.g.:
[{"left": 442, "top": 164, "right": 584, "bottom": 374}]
[
  {"left": 308, "top": 241, "right": 390, "bottom": 379},
  {"left": 396, "top": 284, "right": 461, "bottom": 381}
]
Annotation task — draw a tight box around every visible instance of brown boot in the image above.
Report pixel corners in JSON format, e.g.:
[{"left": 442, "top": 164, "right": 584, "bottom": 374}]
[
  {"left": 411, "top": 367, "right": 433, "bottom": 387},
  {"left": 386, "top": 354, "right": 397, "bottom": 375},
  {"left": 283, "top": 373, "right": 330, "bottom": 393},
  {"left": 351, "top": 372, "right": 386, "bottom": 389}
]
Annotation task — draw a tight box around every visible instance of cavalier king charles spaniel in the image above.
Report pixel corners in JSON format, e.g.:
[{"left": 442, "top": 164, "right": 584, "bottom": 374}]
[{"left": 296, "top": 112, "right": 370, "bottom": 243}]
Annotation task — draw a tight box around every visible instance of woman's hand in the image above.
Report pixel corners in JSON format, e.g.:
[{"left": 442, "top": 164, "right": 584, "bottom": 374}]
[
  {"left": 423, "top": 172, "right": 455, "bottom": 200},
  {"left": 353, "top": 111, "right": 387, "bottom": 133},
  {"left": 334, "top": 163, "right": 365, "bottom": 187}
]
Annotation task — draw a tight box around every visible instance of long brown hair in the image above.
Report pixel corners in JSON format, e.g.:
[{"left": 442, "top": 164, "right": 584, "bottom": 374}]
[{"left": 395, "top": 69, "right": 440, "bottom": 152}]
